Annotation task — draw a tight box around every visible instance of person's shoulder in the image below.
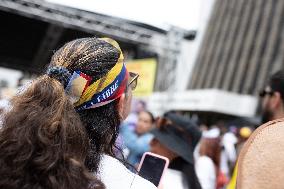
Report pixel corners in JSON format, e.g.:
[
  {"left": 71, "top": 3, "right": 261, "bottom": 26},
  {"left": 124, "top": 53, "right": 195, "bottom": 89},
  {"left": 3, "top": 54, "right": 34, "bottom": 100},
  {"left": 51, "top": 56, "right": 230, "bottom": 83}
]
[
  {"left": 99, "top": 154, "right": 131, "bottom": 178},
  {"left": 98, "top": 154, "right": 156, "bottom": 189},
  {"left": 131, "top": 175, "right": 157, "bottom": 189},
  {"left": 162, "top": 169, "right": 185, "bottom": 189}
]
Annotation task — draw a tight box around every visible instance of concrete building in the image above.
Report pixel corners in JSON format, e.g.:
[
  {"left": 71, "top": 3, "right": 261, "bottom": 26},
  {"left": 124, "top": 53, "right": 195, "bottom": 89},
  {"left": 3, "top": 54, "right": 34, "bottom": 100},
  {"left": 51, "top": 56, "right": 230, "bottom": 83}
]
[{"left": 149, "top": 0, "right": 284, "bottom": 120}]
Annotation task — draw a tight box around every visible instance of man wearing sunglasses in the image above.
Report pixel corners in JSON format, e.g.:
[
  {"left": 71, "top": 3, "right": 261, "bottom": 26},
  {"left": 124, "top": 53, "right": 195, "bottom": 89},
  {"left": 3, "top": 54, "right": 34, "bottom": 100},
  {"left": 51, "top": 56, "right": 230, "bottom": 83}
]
[{"left": 259, "top": 70, "right": 284, "bottom": 123}]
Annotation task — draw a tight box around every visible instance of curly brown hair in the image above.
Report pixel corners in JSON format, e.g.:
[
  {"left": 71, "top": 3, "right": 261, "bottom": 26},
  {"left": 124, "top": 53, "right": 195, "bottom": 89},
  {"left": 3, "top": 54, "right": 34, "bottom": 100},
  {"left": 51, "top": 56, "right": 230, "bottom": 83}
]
[
  {"left": 0, "top": 75, "right": 104, "bottom": 189},
  {"left": 0, "top": 37, "right": 127, "bottom": 189}
]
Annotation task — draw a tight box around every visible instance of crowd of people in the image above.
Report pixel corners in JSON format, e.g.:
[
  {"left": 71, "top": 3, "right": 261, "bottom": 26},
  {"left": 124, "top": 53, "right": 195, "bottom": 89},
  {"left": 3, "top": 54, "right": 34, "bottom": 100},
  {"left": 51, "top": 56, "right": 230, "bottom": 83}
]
[
  {"left": 120, "top": 106, "right": 255, "bottom": 189},
  {"left": 0, "top": 37, "right": 284, "bottom": 189}
]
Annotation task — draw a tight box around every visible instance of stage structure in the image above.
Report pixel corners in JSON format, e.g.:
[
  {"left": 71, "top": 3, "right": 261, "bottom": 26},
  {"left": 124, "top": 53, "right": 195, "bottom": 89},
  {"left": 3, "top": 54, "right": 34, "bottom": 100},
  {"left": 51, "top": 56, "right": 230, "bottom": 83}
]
[{"left": 0, "top": 0, "right": 195, "bottom": 93}]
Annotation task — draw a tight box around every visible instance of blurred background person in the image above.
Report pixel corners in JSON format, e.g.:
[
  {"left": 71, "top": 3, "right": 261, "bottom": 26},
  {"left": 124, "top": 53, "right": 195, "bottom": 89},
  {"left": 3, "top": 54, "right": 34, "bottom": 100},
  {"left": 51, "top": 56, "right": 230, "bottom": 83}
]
[
  {"left": 196, "top": 128, "right": 226, "bottom": 189},
  {"left": 260, "top": 70, "right": 284, "bottom": 123},
  {"left": 121, "top": 110, "right": 155, "bottom": 166},
  {"left": 117, "top": 100, "right": 147, "bottom": 158},
  {"left": 226, "top": 126, "right": 252, "bottom": 189},
  {"left": 124, "top": 100, "right": 147, "bottom": 130},
  {"left": 236, "top": 127, "right": 252, "bottom": 156},
  {"left": 150, "top": 112, "right": 202, "bottom": 189},
  {"left": 225, "top": 70, "right": 284, "bottom": 189},
  {"left": 220, "top": 125, "right": 237, "bottom": 179}
]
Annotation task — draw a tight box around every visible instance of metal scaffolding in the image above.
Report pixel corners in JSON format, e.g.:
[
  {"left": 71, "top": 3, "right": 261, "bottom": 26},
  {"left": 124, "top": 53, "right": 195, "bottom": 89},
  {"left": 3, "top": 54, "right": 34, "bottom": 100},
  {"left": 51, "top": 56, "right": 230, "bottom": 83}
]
[
  {"left": 0, "top": 0, "right": 163, "bottom": 45},
  {"left": 0, "top": 0, "right": 188, "bottom": 94}
]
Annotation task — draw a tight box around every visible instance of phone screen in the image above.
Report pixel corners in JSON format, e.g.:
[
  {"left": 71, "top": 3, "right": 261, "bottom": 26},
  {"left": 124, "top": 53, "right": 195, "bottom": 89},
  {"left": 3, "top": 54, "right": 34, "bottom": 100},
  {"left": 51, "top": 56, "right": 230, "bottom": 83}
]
[{"left": 138, "top": 154, "right": 167, "bottom": 186}]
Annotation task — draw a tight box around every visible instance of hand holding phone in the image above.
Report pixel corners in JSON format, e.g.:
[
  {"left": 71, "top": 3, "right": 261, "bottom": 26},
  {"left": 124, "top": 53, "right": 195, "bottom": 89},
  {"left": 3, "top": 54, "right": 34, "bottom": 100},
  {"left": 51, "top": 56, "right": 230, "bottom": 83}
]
[{"left": 137, "top": 152, "right": 169, "bottom": 188}]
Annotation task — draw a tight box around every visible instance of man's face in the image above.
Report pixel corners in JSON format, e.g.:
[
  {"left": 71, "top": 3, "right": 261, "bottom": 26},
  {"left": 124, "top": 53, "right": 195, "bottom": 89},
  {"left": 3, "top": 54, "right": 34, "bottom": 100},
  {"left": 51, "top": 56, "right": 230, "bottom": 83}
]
[{"left": 260, "top": 86, "right": 274, "bottom": 123}]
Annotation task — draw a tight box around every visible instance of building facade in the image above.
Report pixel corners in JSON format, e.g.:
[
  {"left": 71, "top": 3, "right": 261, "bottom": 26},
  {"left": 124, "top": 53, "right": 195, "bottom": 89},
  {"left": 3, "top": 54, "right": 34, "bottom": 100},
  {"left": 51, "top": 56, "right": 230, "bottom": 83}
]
[
  {"left": 150, "top": 0, "right": 284, "bottom": 118},
  {"left": 189, "top": 0, "right": 284, "bottom": 95}
]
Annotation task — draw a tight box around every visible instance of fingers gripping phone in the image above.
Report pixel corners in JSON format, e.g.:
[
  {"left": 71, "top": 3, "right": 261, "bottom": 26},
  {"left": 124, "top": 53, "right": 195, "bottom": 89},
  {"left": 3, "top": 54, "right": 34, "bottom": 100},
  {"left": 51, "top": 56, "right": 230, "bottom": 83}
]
[{"left": 137, "top": 152, "right": 169, "bottom": 188}]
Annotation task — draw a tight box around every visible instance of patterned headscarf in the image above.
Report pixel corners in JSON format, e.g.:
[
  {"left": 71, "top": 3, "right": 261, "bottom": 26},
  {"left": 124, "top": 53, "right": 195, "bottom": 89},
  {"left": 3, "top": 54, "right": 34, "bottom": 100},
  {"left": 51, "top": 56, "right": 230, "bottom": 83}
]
[{"left": 47, "top": 38, "right": 128, "bottom": 111}]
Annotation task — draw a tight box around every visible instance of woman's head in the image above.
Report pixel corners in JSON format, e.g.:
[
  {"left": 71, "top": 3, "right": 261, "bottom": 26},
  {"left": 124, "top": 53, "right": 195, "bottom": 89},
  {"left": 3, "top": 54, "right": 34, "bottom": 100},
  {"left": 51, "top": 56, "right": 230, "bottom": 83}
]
[
  {"left": 0, "top": 37, "right": 136, "bottom": 188},
  {"left": 49, "top": 37, "right": 133, "bottom": 119},
  {"left": 135, "top": 111, "right": 154, "bottom": 135},
  {"left": 0, "top": 76, "right": 103, "bottom": 189},
  {"left": 48, "top": 37, "right": 137, "bottom": 171}
]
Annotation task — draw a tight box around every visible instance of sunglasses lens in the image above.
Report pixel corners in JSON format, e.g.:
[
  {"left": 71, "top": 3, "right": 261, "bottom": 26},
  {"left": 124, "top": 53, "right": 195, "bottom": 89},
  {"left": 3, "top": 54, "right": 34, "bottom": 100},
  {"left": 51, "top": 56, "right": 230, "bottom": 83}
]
[
  {"left": 128, "top": 72, "right": 139, "bottom": 91},
  {"left": 259, "top": 89, "right": 274, "bottom": 97},
  {"left": 259, "top": 91, "right": 265, "bottom": 97},
  {"left": 131, "top": 79, "right": 137, "bottom": 90}
]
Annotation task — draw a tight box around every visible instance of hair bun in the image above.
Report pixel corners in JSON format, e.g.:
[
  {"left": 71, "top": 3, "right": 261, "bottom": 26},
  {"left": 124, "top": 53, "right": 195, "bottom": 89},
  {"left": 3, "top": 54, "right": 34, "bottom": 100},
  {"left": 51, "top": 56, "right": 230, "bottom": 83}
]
[{"left": 46, "top": 66, "right": 71, "bottom": 88}]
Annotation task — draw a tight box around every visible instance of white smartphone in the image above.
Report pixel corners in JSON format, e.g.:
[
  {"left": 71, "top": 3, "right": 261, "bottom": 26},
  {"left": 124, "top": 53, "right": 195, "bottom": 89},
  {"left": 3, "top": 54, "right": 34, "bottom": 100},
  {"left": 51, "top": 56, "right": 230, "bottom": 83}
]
[{"left": 137, "top": 152, "right": 169, "bottom": 188}]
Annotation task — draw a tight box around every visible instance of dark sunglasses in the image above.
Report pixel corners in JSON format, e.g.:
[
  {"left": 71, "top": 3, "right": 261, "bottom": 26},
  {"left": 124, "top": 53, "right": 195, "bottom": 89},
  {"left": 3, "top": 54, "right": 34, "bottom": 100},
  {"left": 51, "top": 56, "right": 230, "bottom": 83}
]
[
  {"left": 128, "top": 72, "right": 139, "bottom": 91},
  {"left": 259, "top": 89, "right": 274, "bottom": 97}
]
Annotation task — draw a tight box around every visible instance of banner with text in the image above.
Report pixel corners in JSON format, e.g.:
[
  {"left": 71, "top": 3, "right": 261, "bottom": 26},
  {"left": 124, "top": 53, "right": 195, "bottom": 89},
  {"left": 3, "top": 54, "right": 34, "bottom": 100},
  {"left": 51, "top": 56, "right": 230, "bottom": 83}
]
[{"left": 126, "top": 58, "right": 157, "bottom": 97}]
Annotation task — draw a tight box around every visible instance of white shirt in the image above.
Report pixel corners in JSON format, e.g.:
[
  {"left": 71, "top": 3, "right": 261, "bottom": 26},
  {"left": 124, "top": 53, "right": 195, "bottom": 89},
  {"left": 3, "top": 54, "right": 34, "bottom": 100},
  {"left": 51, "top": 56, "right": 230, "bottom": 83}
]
[
  {"left": 195, "top": 156, "right": 216, "bottom": 189},
  {"left": 162, "top": 169, "right": 188, "bottom": 189},
  {"left": 98, "top": 154, "right": 157, "bottom": 189},
  {"left": 220, "top": 132, "right": 237, "bottom": 176}
]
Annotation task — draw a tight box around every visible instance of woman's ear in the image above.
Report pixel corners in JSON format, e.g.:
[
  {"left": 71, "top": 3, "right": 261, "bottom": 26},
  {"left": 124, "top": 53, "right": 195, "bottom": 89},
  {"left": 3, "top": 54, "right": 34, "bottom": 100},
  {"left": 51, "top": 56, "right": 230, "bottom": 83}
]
[
  {"left": 118, "top": 93, "right": 126, "bottom": 120},
  {"left": 118, "top": 88, "right": 132, "bottom": 120}
]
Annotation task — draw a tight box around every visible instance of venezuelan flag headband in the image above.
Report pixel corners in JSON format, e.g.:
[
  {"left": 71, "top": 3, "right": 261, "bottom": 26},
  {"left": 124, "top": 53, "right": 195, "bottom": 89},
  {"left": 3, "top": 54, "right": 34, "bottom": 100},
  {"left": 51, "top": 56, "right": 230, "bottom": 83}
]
[{"left": 64, "top": 38, "right": 129, "bottom": 111}]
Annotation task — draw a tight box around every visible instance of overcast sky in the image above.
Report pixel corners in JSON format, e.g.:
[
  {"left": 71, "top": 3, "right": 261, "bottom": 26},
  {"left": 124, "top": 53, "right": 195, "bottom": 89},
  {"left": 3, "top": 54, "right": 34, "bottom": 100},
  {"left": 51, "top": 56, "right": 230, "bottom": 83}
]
[{"left": 46, "top": 0, "right": 201, "bottom": 30}]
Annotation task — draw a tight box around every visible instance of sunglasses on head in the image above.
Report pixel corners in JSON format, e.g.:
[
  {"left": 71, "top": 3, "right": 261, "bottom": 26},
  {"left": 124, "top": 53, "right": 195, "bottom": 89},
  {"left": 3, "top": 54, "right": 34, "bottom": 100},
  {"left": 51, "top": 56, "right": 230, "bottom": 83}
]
[{"left": 128, "top": 72, "right": 139, "bottom": 91}]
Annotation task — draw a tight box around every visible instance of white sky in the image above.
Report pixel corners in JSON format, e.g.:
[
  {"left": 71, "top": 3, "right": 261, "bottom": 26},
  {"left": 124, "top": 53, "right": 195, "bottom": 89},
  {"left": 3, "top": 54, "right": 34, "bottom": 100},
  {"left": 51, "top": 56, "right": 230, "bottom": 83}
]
[{"left": 46, "top": 0, "right": 201, "bottom": 30}]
